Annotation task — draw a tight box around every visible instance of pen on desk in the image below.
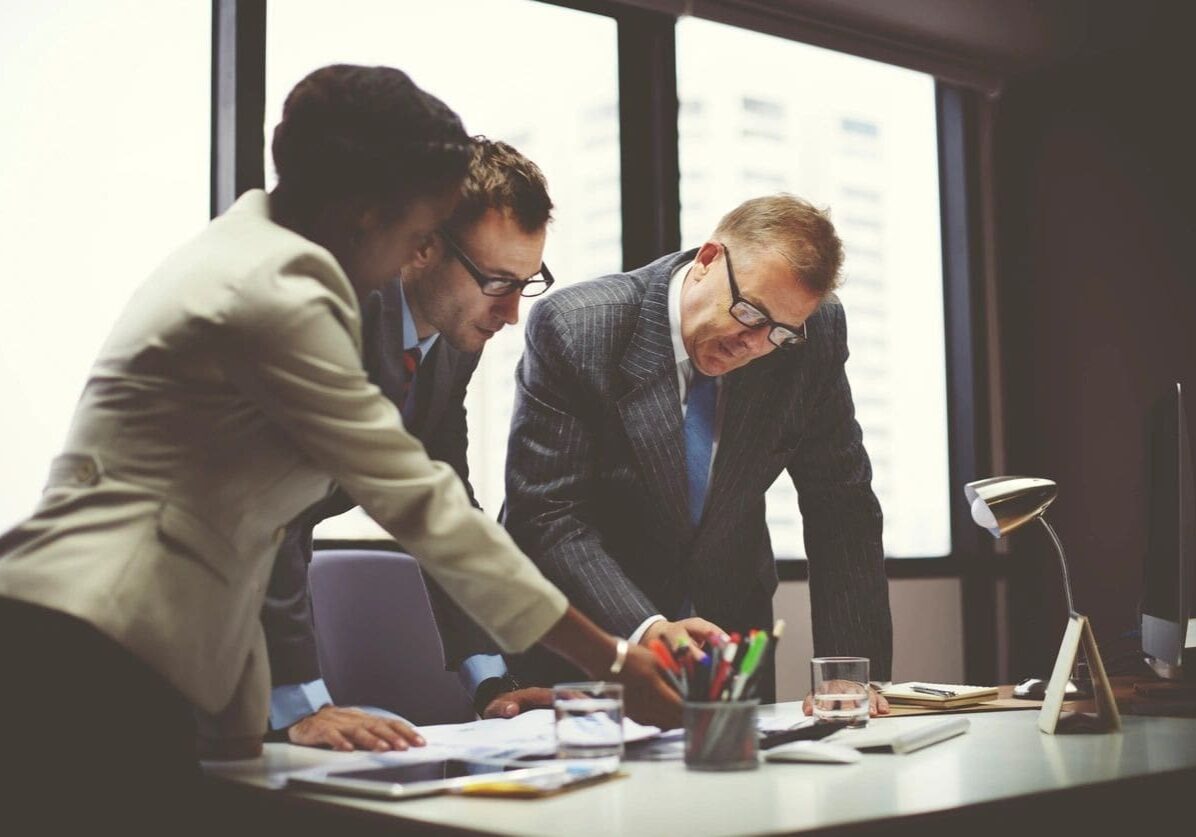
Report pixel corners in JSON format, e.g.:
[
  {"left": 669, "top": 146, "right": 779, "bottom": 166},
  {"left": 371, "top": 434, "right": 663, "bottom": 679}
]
[
  {"left": 732, "top": 631, "right": 770, "bottom": 700},
  {"left": 692, "top": 654, "right": 712, "bottom": 702},
  {"left": 743, "top": 620, "right": 785, "bottom": 700},
  {"left": 672, "top": 637, "right": 692, "bottom": 696},
  {"left": 912, "top": 685, "right": 957, "bottom": 698},
  {"left": 708, "top": 638, "right": 738, "bottom": 701}
]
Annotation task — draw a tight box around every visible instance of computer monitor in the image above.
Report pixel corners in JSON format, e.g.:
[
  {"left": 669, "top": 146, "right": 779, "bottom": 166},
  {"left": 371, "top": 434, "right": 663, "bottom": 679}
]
[{"left": 1141, "top": 382, "right": 1196, "bottom": 680}]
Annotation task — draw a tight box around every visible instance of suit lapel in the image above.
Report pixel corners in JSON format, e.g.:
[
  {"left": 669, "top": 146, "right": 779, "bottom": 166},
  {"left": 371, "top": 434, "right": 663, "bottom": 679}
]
[
  {"left": 372, "top": 281, "right": 410, "bottom": 409},
  {"left": 701, "top": 345, "right": 805, "bottom": 537},
  {"left": 411, "top": 340, "right": 455, "bottom": 433},
  {"left": 616, "top": 254, "right": 693, "bottom": 538}
]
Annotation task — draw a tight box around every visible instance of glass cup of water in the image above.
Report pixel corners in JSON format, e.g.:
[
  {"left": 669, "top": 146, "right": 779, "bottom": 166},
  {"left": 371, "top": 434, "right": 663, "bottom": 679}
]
[
  {"left": 553, "top": 682, "right": 624, "bottom": 762},
  {"left": 810, "top": 656, "right": 870, "bottom": 728}
]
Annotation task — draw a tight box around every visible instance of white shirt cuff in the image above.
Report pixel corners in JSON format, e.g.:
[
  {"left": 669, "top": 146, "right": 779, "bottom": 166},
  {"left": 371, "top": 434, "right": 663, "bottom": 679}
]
[
  {"left": 458, "top": 654, "right": 509, "bottom": 697},
  {"left": 269, "top": 678, "right": 333, "bottom": 730},
  {"left": 629, "top": 614, "right": 666, "bottom": 646}
]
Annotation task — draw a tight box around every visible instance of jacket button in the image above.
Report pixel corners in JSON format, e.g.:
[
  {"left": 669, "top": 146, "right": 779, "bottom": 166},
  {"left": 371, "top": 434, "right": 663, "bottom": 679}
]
[{"left": 74, "top": 461, "right": 96, "bottom": 484}]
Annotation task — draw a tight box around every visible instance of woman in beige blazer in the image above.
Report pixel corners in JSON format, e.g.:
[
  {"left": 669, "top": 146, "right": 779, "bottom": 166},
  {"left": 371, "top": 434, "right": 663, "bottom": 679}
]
[{"left": 0, "top": 65, "right": 677, "bottom": 825}]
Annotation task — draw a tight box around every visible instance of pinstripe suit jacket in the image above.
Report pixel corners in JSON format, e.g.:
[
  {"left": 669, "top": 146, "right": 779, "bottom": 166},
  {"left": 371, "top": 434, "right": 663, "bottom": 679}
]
[{"left": 504, "top": 249, "right": 891, "bottom": 684}]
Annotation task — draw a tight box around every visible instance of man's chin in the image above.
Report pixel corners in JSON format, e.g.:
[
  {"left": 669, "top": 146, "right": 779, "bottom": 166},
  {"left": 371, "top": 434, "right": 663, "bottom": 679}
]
[
  {"left": 443, "top": 328, "right": 494, "bottom": 354},
  {"left": 697, "top": 353, "right": 750, "bottom": 377}
]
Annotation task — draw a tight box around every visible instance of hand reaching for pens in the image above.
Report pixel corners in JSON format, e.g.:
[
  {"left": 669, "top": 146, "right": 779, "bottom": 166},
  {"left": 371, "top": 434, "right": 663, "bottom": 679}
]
[
  {"left": 615, "top": 643, "right": 684, "bottom": 729},
  {"left": 641, "top": 617, "right": 726, "bottom": 659},
  {"left": 801, "top": 685, "right": 891, "bottom": 718},
  {"left": 481, "top": 687, "right": 554, "bottom": 719},
  {"left": 288, "top": 705, "right": 427, "bottom": 752}
]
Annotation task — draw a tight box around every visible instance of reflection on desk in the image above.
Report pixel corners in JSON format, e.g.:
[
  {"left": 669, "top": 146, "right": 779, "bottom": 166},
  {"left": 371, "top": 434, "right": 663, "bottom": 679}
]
[{"left": 203, "top": 701, "right": 1196, "bottom": 836}]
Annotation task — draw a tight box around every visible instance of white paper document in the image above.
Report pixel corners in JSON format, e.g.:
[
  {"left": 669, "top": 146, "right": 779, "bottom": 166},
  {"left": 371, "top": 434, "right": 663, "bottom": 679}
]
[{"left": 415, "top": 709, "right": 659, "bottom": 760}]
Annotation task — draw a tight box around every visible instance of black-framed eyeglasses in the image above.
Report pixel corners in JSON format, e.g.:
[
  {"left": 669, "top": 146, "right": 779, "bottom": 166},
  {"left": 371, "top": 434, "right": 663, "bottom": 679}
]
[
  {"left": 439, "top": 229, "right": 555, "bottom": 298},
  {"left": 723, "top": 244, "right": 808, "bottom": 348}
]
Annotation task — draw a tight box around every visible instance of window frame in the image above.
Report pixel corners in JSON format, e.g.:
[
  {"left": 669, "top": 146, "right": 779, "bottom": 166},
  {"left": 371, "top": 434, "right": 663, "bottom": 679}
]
[{"left": 212, "top": 0, "right": 998, "bottom": 678}]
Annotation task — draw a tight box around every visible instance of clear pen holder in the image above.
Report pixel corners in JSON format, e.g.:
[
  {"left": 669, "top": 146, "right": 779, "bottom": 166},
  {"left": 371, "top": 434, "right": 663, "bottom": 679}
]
[{"left": 683, "top": 700, "right": 759, "bottom": 771}]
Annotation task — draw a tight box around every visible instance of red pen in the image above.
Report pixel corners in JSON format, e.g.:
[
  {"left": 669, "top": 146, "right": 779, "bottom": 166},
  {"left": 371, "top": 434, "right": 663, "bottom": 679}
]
[
  {"left": 708, "top": 638, "right": 739, "bottom": 700},
  {"left": 648, "top": 638, "right": 680, "bottom": 673}
]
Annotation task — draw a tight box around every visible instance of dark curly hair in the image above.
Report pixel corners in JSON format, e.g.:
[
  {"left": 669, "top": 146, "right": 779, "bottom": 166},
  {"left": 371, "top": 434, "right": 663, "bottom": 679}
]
[{"left": 271, "top": 64, "right": 472, "bottom": 225}]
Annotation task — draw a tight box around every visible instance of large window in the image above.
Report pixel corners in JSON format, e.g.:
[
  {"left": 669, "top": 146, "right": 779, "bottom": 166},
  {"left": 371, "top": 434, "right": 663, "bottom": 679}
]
[
  {"left": 266, "top": 0, "right": 622, "bottom": 537},
  {"left": 0, "top": 0, "right": 210, "bottom": 531},
  {"left": 677, "top": 18, "right": 951, "bottom": 558}
]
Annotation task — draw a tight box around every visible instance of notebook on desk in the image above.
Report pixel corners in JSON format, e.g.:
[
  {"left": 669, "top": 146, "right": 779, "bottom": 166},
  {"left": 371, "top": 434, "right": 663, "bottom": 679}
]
[{"left": 881, "top": 682, "right": 999, "bottom": 709}]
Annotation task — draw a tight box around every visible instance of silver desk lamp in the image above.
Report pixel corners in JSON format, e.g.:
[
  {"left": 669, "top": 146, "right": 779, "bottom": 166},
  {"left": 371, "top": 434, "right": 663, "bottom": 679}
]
[{"left": 965, "top": 477, "right": 1121, "bottom": 732}]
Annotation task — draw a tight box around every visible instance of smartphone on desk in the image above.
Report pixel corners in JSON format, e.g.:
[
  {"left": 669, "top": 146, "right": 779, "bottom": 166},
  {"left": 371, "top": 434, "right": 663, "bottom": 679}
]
[
  {"left": 759, "top": 720, "right": 850, "bottom": 750},
  {"left": 287, "top": 757, "right": 567, "bottom": 800}
]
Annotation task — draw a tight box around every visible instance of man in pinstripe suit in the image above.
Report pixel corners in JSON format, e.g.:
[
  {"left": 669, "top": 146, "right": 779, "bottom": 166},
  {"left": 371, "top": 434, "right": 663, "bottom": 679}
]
[{"left": 504, "top": 195, "right": 892, "bottom": 704}]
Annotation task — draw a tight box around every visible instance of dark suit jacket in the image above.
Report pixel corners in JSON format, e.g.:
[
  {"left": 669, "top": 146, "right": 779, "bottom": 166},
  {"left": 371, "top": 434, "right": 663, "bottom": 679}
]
[
  {"left": 261, "top": 281, "right": 493, "bottom": 687},
  {"left": 504, "top": 249, "right": 892, "bottom": 686}
]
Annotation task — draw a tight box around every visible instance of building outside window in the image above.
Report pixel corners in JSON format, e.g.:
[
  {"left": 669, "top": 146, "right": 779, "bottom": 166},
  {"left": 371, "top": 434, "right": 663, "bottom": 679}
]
[{"left": 678, "top": 18, "right": 951, "bottom": 558}]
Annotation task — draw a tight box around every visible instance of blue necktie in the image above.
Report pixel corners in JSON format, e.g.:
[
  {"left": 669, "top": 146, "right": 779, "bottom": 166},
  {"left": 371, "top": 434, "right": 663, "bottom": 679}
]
[{"left": 684, "top": 370, "right": 717, "bottom": 527}]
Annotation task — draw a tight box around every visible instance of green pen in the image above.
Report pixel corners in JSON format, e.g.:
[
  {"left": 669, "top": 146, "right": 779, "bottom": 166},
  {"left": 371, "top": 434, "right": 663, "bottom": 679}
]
[{"left": 731, "top": 631, "right": 770, "bottom": 700}]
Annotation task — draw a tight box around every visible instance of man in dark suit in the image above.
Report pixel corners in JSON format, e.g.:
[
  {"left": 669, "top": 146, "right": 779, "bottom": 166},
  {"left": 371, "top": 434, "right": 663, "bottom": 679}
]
[
  {"left": 262, "top": 139, "right": 559, "bottom": 751},
  {"left": 504, "top": 194, "right": 892, "bottom": 706}
]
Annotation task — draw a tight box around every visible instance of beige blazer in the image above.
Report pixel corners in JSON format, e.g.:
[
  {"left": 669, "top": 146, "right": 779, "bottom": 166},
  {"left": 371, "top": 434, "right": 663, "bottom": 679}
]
[{"left": 0, "top": 191, "right": 566, "bottom": 739}]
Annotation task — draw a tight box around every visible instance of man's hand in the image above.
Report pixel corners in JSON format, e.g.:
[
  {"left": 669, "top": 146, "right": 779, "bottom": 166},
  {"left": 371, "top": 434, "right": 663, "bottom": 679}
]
[
  {"left": 801, "top": 686, "right": 890, "bottom": 718},
  {"left": 287, "top": 705, "right": 426, "bottom": 752},
  {"left": 482, "top": 687, "right": 553, "bottom": 719},
  {"left": 641, "top": 617, "right": 726, "bottom": 659}
]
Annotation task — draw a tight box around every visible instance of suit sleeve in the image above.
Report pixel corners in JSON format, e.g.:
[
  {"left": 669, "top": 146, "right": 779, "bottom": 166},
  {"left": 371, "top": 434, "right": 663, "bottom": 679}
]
[
  {"left": 504, "top": 301, "right": 658, "bottom": 638},
  {"left": 260, "top": 512, "right": 321, "bottom": 687},
  {"left": 224, "top": 294, "right": 568, "bottom": 656},
  {"left": 788, "top": 303, "right": 892, "bottom": 680}
]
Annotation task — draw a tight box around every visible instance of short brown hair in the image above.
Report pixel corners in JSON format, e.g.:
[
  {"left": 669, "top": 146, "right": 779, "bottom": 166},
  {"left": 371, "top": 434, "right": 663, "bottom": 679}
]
[
  {"left": 712, "top": 194, "right": 844, "bottom": 296},
  {"left": 445, "top": 137, "right": 553, "bottom": 234}
]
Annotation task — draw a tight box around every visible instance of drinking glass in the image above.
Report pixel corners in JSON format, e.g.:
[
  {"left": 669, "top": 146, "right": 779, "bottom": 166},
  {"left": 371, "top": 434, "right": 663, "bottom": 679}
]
[
  {"left": 810, "top": 656, "right": 870, "bottom": 727},
  {"left": 553, "top": 682, "right": 624, "bottom": 761}
]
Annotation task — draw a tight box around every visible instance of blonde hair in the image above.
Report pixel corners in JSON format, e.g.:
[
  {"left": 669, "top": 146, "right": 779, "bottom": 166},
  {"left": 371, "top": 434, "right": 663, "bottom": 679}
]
[{"left": 712, "top": 194, "right": 844, "bottom": 296}]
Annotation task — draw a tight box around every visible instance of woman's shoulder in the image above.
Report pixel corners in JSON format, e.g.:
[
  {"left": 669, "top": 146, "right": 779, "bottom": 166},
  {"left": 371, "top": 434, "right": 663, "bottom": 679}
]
[{"left": 171, "top": 192, "right": 359, "bottom": 333}]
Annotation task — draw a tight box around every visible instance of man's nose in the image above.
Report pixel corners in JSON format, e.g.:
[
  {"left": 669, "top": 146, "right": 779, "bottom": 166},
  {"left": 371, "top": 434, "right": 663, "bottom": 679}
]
[
  {"left": 495, "top": 293, "right": 520, "bottom": 325},
  {"left": 739, "top": 325, "right": 775, "bottom": 357}
]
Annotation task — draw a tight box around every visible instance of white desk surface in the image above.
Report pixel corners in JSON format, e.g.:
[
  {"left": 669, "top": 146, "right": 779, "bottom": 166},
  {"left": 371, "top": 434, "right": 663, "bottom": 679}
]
[{"left": 203, "top": 702, "right": 1196, "bottom": 836}]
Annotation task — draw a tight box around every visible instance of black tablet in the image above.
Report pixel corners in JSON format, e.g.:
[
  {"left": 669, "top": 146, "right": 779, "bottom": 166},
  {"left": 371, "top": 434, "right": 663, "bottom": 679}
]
[{"left": 287, "top": 757, "right": 564, "bottom": 800}]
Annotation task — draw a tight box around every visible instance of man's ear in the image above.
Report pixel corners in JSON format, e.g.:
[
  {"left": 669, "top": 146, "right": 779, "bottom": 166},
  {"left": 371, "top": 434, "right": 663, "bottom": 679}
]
[
  {"left": 407, "top": 231, "right": 441, "bottom": 270},
  {"left": 693, "top": 241, "right": 722, "bottom": 279}
]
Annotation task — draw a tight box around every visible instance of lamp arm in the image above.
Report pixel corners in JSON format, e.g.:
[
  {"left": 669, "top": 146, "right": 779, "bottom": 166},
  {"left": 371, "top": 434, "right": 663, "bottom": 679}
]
[{"left": 1037, "top": 516, "right": 1077, "bottom": 617}]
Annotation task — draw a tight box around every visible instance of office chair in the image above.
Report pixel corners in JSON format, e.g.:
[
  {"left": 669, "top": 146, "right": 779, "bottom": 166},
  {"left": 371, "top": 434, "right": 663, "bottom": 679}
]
[{"left": 308, "top": 549, "right": 476, "bottom": 726}]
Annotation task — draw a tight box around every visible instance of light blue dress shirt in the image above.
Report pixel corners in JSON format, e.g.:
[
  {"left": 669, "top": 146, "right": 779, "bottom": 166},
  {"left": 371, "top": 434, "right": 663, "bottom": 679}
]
[{"left": 269, "top": 278, "right": 438, "bottom": 731}]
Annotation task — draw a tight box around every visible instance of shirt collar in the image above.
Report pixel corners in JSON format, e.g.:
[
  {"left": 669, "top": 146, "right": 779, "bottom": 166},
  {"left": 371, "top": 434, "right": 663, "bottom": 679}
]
[
  {"left": 668, "top": 257, "right": 695, "bottom": 374},
  {"left": 386, "top": 277, "right": 440, "bottom": 355}
]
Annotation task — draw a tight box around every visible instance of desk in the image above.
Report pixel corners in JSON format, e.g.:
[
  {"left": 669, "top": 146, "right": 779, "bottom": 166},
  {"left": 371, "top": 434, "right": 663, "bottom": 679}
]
[{"left": 203, "top": 703, "right": 1196, "bottom": 835}]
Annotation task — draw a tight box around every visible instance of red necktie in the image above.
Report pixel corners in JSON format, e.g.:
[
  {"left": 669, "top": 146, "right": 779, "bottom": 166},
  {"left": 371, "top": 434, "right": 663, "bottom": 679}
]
[{"left": 398, "top": 346, "right": 422, "bottom": 411}]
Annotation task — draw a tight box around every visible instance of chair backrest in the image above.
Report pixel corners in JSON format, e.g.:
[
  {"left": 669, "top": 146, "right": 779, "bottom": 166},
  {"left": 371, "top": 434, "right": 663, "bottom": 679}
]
[{"left": 308, "top": 549, "right": 475, "bottom": 725}]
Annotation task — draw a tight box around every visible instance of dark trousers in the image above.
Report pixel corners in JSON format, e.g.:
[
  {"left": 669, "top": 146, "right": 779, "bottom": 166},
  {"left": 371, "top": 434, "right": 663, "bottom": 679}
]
[{"left": 0, "top": 597, "right": 203, "bottom": 834}]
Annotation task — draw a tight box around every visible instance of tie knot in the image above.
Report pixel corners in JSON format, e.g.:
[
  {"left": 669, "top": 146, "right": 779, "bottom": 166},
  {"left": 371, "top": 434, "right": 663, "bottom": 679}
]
[
  {"left": 403, "top": 347, "right": 422, "bottom": 376},
  {"left": 691, "top": 369, "right": 715, "bottom": 389}
]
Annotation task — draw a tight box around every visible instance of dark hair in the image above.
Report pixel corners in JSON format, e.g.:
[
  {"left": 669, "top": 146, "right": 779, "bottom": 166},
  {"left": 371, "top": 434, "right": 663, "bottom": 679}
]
[
  {"left": 271, "top": 64, "right": 472, "bottom": 223},
  {"left": 445, "top": 137, "right": 554, "bottom": 234}
]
